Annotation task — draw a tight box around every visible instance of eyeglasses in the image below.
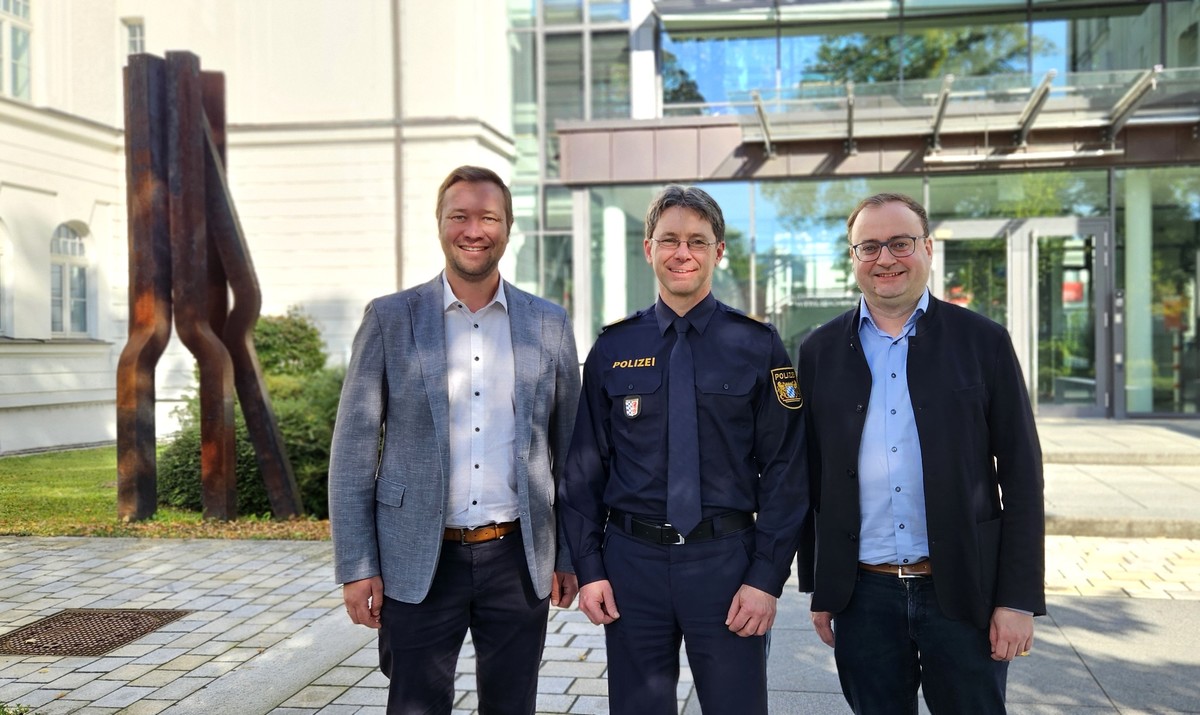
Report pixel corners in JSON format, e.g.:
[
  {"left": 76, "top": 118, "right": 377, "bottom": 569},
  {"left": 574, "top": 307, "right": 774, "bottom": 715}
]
[
  {"left": 850, "top": 235, "right": 926, "bottom": 261},
  {"left": 652, "top": 237, "right": 718, "bottom": 253}
]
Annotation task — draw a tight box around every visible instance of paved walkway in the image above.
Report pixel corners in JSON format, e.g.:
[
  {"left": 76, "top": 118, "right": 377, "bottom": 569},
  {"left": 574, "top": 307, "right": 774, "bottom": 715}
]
[{"left": 1, "top": 417, "right": 1198, "bottom": 714}]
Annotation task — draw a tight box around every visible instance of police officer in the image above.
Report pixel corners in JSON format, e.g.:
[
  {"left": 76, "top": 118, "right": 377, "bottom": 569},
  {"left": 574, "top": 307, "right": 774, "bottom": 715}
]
[{"left": 560, "top": 185, "right": 809, "bottom": 715}]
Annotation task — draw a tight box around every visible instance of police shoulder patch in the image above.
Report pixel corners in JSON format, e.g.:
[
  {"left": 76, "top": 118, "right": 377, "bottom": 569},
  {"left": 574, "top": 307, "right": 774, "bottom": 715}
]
[{"left": 770, "top": 367, "right": 803, "bottom": 409}]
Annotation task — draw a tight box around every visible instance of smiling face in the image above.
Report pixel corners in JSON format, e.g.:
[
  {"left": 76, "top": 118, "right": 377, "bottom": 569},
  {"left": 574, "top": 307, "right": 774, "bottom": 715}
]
[
  {"left": 849, "top": 200, "right": 933, "bottom": 319},
  {"left": 438, "top": 180, "right": 509, "bottom": 285},
  {"left": 643, "top": 205, "right": 724, "bottom": 316}
]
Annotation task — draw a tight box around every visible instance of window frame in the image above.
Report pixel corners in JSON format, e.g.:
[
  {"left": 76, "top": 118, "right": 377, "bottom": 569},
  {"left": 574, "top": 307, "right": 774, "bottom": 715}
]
[{"left": 49, "top": 224, "right": 90, "bottom": 337}]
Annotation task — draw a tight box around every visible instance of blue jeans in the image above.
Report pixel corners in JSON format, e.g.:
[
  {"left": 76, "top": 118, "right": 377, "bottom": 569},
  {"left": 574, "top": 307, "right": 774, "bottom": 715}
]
[{"left": 832, "top": 570, "right": 1008, "bottom": 715}]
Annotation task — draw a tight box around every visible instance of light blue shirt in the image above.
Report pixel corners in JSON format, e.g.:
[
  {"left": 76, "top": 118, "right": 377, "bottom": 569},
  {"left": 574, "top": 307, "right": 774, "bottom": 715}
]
[{"left": 856, "top": 290, "right": 930, "bottom": 566}]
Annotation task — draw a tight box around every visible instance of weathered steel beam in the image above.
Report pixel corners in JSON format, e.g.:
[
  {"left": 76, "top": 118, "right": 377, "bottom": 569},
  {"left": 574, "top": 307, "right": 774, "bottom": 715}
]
[
  {"left": 202, "top": 81, "right": 304, "bottom": 519},
  {"left": 166, "top": 51, "right": 237, "bottom": 521},
  {"left": 117, "top": 54, "right": 172, "bottom": 522}
]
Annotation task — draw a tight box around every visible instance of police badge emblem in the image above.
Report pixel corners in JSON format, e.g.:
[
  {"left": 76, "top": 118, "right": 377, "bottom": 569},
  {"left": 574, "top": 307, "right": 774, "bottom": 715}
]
[
  {"left": 770, "top": 368, "right": 803, "bottom": 410},
  {"left": 624, "top": 395, "right": 641, "bottom": 418}
]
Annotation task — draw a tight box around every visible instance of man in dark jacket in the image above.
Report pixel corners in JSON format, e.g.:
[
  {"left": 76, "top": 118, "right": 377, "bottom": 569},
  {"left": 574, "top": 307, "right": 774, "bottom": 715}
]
[{"left": 796, "top": 192, "right": 1045, "bottom": 714}]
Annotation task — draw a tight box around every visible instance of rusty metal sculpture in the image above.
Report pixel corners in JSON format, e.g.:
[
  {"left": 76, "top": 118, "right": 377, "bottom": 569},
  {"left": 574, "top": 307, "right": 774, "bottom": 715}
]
[{"left": 117, "top": 52, "right": 303, "bottom": 522}]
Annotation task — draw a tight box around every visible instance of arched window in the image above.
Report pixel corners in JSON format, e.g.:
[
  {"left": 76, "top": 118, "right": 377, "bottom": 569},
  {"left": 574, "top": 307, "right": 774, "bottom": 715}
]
[{"left": 50, "top": 224, "right": 89, "bottom": 335}]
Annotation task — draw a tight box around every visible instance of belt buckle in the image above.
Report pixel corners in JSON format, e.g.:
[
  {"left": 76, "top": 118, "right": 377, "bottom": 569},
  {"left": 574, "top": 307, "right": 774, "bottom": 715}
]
[
  {"left": 897, "top": 566, "right": 921, "bottom": 579},
  {"left": 457, "top": 528, "right": 472, "bottom": 545},
  {"left": 663, "top": 523, "right": 685, "bottom": 545}
]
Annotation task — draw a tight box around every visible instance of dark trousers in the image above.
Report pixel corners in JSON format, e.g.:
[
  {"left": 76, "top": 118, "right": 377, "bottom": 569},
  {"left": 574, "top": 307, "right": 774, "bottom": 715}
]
[
  {"left": 378, "top": 531, "right": 549, "bottom": 715},
  {"left": 602, "top": 525, "right": 768, "bottom": 715},
  {"left": 833, "top": 570, "right": 1008, "bottom": 715}
]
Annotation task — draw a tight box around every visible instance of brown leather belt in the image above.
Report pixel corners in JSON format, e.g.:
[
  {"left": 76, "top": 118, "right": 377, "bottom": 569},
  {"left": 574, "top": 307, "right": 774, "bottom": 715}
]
[
  {"left": 444, "top": 521, "right": 519, "bottom": 545},
  {"left": 859, "top": 560, "right": 932, "bottom": 578}
]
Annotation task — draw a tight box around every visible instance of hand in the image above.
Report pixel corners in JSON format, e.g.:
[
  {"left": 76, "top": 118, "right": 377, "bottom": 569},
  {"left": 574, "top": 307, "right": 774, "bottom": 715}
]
[
  {"left": 811, "top": 610, "right": 835, "bottom": 648},
  {"left": 989, "top": 607, "right": 1034, "bottom": 661},
  {"left": 578, "top": 580, "right": 620, "bottom": 625},
  {"left": 725, "top": 585, "right": 777, "bottom": 637},
  {"left": 552, "top": 571, "right": 580, "bottom": 608},
  {"left": 343, "top": 576, "right": 383, "bottom": 629}
]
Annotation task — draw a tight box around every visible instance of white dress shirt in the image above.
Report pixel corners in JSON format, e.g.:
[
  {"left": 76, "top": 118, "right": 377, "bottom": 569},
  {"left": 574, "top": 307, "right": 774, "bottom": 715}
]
[{"left": 442, "top": 273, "right": 518, "bottom": 529}]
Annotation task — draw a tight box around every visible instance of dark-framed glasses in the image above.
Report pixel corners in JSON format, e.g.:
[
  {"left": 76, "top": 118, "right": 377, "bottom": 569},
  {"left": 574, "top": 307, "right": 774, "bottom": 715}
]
[
  {"left": 851, "top": 235, "right": 926, "bottom": 261},
  {"left": 652, "top": 237, "right": 718, "bottom": 253}
]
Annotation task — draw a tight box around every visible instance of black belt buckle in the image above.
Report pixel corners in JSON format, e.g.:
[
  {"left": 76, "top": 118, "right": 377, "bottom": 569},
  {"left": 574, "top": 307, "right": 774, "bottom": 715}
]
[{"left": 662, "top": 523, "right": 685, "bottom": 545}]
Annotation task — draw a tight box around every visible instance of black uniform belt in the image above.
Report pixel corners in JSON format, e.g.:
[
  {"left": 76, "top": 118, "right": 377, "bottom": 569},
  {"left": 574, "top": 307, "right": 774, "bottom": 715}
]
[{"left": 609, "top": 509, "right": 754, "bottom": 545}]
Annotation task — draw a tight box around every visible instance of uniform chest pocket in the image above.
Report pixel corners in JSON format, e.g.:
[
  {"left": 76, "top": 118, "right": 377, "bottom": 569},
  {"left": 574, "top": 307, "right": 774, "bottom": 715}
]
[
  {"left": 603, "top": 369, "right": 663, "bottom": 453},
  {"left": 603, "top": 369, "right": 663, "bottom": 398},
  {"left": 696, "top": 371, "right": 755, "bottom": 396}
]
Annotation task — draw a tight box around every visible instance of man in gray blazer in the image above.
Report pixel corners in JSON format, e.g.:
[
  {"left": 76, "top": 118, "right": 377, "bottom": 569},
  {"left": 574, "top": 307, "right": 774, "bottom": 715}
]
[{"left": 329, "top": 165, "right": 581, "bottom": 714}]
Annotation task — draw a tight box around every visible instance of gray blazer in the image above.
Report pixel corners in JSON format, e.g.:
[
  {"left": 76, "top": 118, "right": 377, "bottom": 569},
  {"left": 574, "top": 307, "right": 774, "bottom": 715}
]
[{"left": 328, "top": 275, "right": 581, "bottom": 603}]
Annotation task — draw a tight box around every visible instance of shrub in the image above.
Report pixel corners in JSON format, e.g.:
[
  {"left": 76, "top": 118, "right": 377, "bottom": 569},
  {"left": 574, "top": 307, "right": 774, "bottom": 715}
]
[
  {"left": 254, "top": 307, "right": 327, "bottom": 375},
  {"left": 157, "top": 309, "right": 342, "bottom": 519}
]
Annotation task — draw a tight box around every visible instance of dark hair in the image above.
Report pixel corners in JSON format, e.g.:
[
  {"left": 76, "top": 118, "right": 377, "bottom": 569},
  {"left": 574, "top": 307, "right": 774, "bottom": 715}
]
[
  {"left": 846, "top": 193, "right": 929, "bottom": 240},
  {"left": 435, "top": 165, "right": 514, "bottom": 232},
  {"left": 644, "top": 185, "right": 725, "bottom": 243}
]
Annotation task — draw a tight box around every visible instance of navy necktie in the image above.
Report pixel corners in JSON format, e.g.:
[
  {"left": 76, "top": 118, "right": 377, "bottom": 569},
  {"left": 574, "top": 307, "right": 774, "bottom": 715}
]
[{"left": 668, "top": 316, "right": 701, "bottom": 538}]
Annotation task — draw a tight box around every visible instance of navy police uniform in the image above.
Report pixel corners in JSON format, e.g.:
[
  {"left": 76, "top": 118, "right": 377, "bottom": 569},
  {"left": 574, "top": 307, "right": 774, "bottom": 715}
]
[{"left": 560, "top": 292, "right": 809, "bottom": 715}]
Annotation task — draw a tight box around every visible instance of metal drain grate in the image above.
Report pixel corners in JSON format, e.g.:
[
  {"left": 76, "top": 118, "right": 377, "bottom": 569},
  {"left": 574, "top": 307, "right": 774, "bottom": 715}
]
[{"left": 0, "top": 609, "right": 192, "bottom": 656}]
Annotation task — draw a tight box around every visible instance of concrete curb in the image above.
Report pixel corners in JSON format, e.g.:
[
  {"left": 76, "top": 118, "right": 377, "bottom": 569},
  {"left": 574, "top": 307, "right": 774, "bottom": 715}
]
[
  {"left": 160, "top": 606, "right": 375, "bottom": 715},
  {"left": 1046, "top": 515, "right": 1200, "bottom": 540},
  {"left": 1044, "top": 452, "right": 1199, "bottom": 466}
]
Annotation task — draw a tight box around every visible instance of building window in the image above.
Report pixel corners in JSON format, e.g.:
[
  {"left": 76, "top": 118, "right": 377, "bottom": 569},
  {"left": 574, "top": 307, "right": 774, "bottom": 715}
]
[
  {"left": 123, "top": 18, "right": 144, "bottom": 55},
  {"left": 0, "top": 0, "right": 31, "bottom": 101},
  {"left": 50, "top": 224, "right": 88, "bottom": 336}
]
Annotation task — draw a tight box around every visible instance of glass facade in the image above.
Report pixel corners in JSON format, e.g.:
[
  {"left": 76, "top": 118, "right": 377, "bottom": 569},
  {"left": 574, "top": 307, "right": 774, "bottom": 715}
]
[
  {"left": 509, "top": 1, "right": 1200, "bottom": 416},
  {"left": 1116, "top": 166, "right": 1200, "bottom": 414},
  {"left": 506, "top": 0, "right": 633, "bottom": 304}
]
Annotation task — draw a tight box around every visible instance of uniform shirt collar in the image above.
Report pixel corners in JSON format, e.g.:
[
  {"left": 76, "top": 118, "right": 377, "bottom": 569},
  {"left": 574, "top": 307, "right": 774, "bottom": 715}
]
[
  {"left": 655, "top": 291, "right": 716, "bottom": 336},
  {"left": 441, "top": 270, "right": 508, "bottom": 313}
]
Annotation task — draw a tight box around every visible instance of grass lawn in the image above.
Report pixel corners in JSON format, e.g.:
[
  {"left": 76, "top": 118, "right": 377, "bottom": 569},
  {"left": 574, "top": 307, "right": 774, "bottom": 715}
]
[{"left": 0, "top": 446, "right": 328, "bottom": 540}]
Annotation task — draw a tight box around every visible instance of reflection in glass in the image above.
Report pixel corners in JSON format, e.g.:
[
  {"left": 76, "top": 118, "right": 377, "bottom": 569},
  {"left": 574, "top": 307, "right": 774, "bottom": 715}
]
[
  {"left": 1116, "top": 167, "right": 1200, "bottom": 414},
  {"left": 544, "top": 0, "right": 582, "bottom": 25},
  {"left": 592, "top": 32, "right": 631, "bottom": 119},
  {"left": 589, "top": 0, "right": 629, "bottom": 23},
  {"left": 941, "top": 239, "right": 1008, "bottom": 327},
  {"left": 510, "top": 31, "right": 539, "bottom": 179},
  {"left": 1038, "top": 235, "right": 1096, "bottom": 407},
  {"left": 930, "top": 171, "right": 1107, "bottom": 220},
  {"left": 544, "top": 34, "right": 584, "bottom": 177}
]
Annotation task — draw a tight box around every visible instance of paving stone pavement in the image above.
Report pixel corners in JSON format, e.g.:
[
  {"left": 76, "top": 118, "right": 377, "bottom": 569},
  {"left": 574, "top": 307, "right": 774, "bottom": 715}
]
[
  {"left": 1, "top": 534, "right": 1198, "bottom": 714},
  {"left": 1, "top": 418, "right": 1199, "bottom": 713}
]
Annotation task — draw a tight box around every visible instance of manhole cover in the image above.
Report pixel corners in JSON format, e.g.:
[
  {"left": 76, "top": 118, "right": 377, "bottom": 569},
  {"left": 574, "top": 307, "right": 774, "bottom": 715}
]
[{"left": 0, "top": 609, "right": 191, "bottom": 656}]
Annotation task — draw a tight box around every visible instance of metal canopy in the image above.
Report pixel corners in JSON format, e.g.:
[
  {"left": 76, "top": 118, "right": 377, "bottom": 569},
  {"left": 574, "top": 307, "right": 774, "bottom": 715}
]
[{"left": 719, "top": 67, "right": 1200, "bottom": 162}]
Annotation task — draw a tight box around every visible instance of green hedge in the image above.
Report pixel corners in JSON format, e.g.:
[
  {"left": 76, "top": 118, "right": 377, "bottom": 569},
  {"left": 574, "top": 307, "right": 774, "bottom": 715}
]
[{"left": 157, "top": 309, "right": 343, "bottom": 518}]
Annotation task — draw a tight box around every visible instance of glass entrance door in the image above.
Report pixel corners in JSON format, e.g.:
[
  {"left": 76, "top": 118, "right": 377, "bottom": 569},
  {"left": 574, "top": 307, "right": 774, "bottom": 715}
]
[
  {"left": 1035, "top": 231, "right": 1105, "bottom": 414},
  {"left": 932, "top": 218, "right": 1112, "bottom": 416}
]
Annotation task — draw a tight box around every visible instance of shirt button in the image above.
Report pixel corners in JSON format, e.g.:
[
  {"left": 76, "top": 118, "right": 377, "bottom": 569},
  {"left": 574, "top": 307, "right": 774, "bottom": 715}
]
[
  {"left": 474, "top": 464, "right": 480, "bottom": 469},
  {"left": 890, "top": 409, "right": 896, "bottom": 415},
  {"left": 474, "top": 323, "right": 479, "bottom": 329},
  {"left": 902, "top": 558, "right": 909, "bottom": 563},
  {"left": 472, "top": 500, "right": 477, "bottom": 505},
  {"left": 474, "top": 391, "right": 480, "bottom": 396},
  {"left": 627, "top": 384, "right": 634, "bottom": 390},
  {"left": 475, "top": 427, "right": 480, "bottom": 432},
  {"left": 899, "top": 523, "right": 905, "bottom": 529},
  {"left": 891, "top": 446, "right": 898, "bottom": 453},
  {"left": 891, "top": 372, "right": 897, "bottom": 378},
  {"left": 855, "top": 404, "right": 864, "bottom": 413},
  {"left": 474, "top": 356, "right": 480, "bottom": 362},
  {"left": 723, "top": 383, "right": 730, "bottom": 390},
  {"left": 895, "top": 486, "right": 901, "bottom": 492}
]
